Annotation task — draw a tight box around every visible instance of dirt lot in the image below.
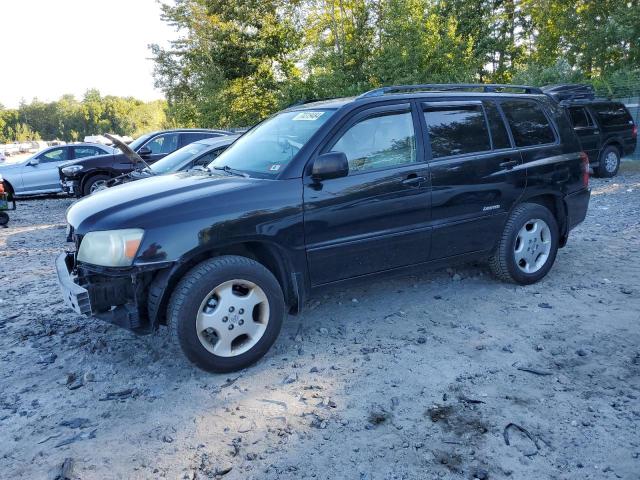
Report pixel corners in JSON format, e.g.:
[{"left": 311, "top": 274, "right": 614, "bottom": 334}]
[{"left": 1, "top": 164, "right": 639, "bottom": 480}]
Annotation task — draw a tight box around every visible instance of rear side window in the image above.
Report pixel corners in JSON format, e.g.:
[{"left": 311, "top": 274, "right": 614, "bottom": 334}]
[
  {"left": 568, "top": 107, "right": 593, "bottom": 128},
  {"left": 592, "top": 103, "right": 632, "bottom": 127},
  {"left": 501, "top": 100, "right": 556, "bottom": 147},
  {"left": 424, "top": 105, "right": 491, "bottom": 158},
  {"left": 484, "top": 101, "right": 511, "bottom": 149}
]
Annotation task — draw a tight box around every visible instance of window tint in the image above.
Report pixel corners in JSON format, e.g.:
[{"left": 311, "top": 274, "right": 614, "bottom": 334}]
[
  {"left": 331, "top": 112, "right": 416, "bottom": 173},
  {"left": 568, "top": 107, "right": 592, "bottom": 128},
  {"left": 592, "top": 103, "right": 632, "bottom": 127},
  {"left": 484, "top": 101, "right": 511, "bottom": 149},
  {"left": 182, "top": 132, "right": 217, "bottom": 145},
  {"left": 145, "top": 133, "right": 179, "bottom": 154},
  {"left": 424, "top": 105, "right": 491, "bottom": 158},
  {"left": 193, "top": 147, "right": 227, "bottom": 167},
  {"left": 73, "top": 146, "right": 102, "bottom": 159},
  {"left": 501, "top": 100, "right": 555, "bottom": 147},
  {"left": 38, "top": 147, "right": 67, "bottom": 162}
]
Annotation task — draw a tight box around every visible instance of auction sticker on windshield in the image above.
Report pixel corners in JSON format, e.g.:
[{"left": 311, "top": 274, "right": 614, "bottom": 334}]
[{"left": 293, "top": 111, "right": 325, "bottom": 121}]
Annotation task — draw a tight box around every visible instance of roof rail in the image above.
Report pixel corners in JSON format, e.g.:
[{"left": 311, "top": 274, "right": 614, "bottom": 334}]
[
  {"left": 541, "top": 84, "right": 595, "bottom": 102},
  {"left": 358, "top": 83, "right": 544, "bottom": 98}
]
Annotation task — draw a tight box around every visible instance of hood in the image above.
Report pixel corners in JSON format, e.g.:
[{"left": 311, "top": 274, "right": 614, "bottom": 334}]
[
  {"left": 67, "top": 170, "right": 263, "bottom": 233},
  {"left": 59, "top": 152, "right": 115, "bottom": 169}
]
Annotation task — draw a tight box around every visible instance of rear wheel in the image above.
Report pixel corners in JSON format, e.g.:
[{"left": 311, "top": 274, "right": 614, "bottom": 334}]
[
  {"left": 82, "top": 174, "right": 111, "bottom": 196},
  {"left": 0, "top": 212, "right": 8, "bottom": 226},
  {"left": 489, "top": 203, "right": 559, "bottom": 285},
  {"left": 595, "top": 146, "right": 620, "bottom": 178},
  {"left": 167, "top": 255, "right": 285, "bottom": 372}
]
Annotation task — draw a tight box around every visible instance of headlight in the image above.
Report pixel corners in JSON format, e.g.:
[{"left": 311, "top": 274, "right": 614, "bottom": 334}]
[
  {"left": 77, "top": 229, "right": 144, "bottom": 267},
  {"left": 61, "top": 165, "right": 83, "bottom": 175}
]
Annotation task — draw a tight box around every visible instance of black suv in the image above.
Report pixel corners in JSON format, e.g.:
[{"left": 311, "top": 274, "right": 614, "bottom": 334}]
[
  {"left": 59, "top": 129, "right": 230, "bottom": 196},
  {"left": 56, "top": 84, "right": 591, "bottom": 372},
  {"left": 543, "top": 84, "right": 637, "bottom": 177}
]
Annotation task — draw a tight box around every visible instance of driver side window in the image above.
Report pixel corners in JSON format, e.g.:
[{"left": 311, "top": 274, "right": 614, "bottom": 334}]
[
  {"left": 331, "top": 112, "right": 416, "bottom": 174},
  {"left": 145, "top": 134, "right": 179, "bottom": 155},
  {"left": 38, "top": 147, "right": 67, "bottom": 162}
]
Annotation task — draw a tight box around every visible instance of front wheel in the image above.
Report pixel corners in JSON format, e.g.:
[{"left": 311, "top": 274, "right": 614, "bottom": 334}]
[
  {"left": 489, "top": 203, "right": 559, "bottom": 285},
  {"left": 167, "top": 255, "right": 285, "bottom": 372},
  {"left": 82, "top": 174, "right": 111, "bottom": 196}
]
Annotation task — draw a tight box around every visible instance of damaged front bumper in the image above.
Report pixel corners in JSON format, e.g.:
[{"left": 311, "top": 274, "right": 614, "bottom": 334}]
[{"left": 55, "top": 252, "right": 163, "bottom": 334}]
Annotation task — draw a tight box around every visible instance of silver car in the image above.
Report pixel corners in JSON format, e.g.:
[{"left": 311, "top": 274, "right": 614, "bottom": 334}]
[{"left": 0, "top": 143, "right": 114, "bottom": 197}]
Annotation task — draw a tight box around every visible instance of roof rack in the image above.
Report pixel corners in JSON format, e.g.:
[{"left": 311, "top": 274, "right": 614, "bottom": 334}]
[{"left": 358, "top": 83, "right": 544, "bottom": 98}]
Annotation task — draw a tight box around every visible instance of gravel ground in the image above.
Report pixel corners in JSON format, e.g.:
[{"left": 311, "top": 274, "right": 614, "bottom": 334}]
[{"left": 1, "top": 163, "right": 639, "bottom": 480}]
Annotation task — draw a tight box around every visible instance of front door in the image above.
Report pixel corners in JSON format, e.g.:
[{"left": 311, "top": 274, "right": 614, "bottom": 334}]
[
  {"left": 140, "top": 132, "right": 180, "bottom": 163},
  {"left": 303, "top": 103, "right": 431, "bottom": 285},
  {"left": 567, "top": 106, "right": 601, "bottom": 162},
  {"left": 425, "top": 99, "right": 527, "bottom": 259},
  {"left": 21, "top": 146, "right": 69, "bottom": 193}
]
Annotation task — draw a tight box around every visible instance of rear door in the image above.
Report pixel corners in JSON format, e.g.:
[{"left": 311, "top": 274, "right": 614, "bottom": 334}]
[
  {"left": 303, "top": 102, "right": 431, "bottom": 285},
  {"left": 21, "top": 146, "right": 70, "bottom": 193},
  {"left": 425, "top": 99, "right": 526, "bottom": 259},
  {"left": 567, "top": 106, "right": 600, "bottom": 162}
]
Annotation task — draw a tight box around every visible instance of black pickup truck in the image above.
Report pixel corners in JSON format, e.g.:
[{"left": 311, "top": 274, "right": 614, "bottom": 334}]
[
  {"left": 59, "top": 129, "right": 230, "bottom": 196},
  {"left": 57, "top": 83, "right": 591, "bottom": 372},
  {"left": 543, "top": 85, "right": 637, "bottom": 177}
]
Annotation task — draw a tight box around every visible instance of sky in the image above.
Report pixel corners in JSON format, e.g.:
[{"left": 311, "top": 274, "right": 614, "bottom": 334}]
[{"left": 0, "top": 0, "right": 177, "bottom": 108}]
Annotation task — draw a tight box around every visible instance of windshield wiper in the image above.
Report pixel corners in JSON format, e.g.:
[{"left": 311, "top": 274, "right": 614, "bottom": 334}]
[{"left": 213, "top": 165, "right": 248, "bottom": 177}]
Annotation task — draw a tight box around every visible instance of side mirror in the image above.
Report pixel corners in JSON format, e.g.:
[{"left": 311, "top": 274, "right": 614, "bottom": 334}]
[
  {"left": 138, "top": 146, "right": 152, "bottom": 157},
  {"left": 312, "top": 152, "right": 348, "bottom": 181},
  {"left": 28, "top": 158, "right": 40, "bottom": 166}
]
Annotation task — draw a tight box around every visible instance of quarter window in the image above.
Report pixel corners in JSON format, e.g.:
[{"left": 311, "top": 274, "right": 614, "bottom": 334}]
[
  {"left": 592, "top": 103, "right": 632, "bottom": 127},
  {"left": 331, "top": 112, "right": 416, "bottom": 173},
  {"left": 501, "top": 100, "right": 556, "bottom": 147},
  {"left": 424, "top": 105, "right": 491, "bottom": 158},
  {"left": 568, "top": 107, "right": 593, "bottom": 128}
]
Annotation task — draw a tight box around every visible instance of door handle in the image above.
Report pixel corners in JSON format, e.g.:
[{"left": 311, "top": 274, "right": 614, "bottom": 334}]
[
  {"left": 401, "top": 175, "right": 426, "bottom": 186},
  {"left": 499, "top": 160, "right": 519, "bottom": 170}
]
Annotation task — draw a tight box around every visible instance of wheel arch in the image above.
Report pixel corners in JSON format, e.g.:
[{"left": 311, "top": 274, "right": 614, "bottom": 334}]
[
  {"left": 519, "top": 193, "right": 568, "bottom": 247},
  {"left": 147, "top": 240, "right": 302, "bottom": 328},
  {"left": 2, "top": 178, "right": 15, "bottom": 199}
]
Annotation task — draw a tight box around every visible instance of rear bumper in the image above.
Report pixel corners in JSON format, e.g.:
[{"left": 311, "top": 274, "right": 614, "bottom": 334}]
[
  {"left": 565, "top": 188, "right": 591, "bottom": 231},
  {"left": 55, "top": 252, "right": 156, "bottom": 333}
]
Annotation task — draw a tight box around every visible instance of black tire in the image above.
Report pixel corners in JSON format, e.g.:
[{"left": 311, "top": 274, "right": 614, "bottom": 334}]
[
  {"left": 0, "top": 212, "right": 8, "bottom": 226},
  {"left": 82, "top": 174, "right": 111, "bottom": 196},
  {"left": 489, "top": 203, "right": 559, "bottom": 285},
  {"left": 595, "top": 145, "right": 620, "bottom": 178},
  {"left": 167, "top": 255, "right": 285, "bottom": 372}
]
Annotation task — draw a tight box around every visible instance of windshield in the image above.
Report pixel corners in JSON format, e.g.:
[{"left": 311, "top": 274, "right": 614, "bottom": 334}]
[
  {"left": 209, "top": 109, "right": 335, "bottom": 176},
  {"left": 126, "top": 133, "right": 154, "bottom": 152},
  {"left": 150, "top": 142, "right": 210, "bottom": 174}
]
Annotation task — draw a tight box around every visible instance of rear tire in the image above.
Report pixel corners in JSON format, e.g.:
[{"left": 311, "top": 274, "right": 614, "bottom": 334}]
[
  {"left": 595, "top": 145, "right": 620, "bottom": 178},
  {"left": 0, "top": 212, "right": 8, "bottom": 226},
  {"left": 82, "top": 174, "right": 111, "bottom": 196},
  {"left": 489, "top": 203, "right": 559, "bottom": 285},
  {"left": 167, "top": 255, "right": 285, "bottom": 373}
]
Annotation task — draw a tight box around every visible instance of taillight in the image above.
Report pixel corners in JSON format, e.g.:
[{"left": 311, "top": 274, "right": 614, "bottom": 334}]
[
  {"left": 633, "top": 125, "right": 638, "bottom": 138},
  {"left": 0, "top": 180, "right": 5, "bottom": 194},
  {"left": 580, "top": 151, "right": 589, "bottom": 187}
]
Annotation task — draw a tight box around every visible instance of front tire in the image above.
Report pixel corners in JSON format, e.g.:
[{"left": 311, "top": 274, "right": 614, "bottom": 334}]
[
  {"left": 167, "top": 255, "right": 285, "bottom": 372},
  {"left": 595, "top": 146, "right": 620, "bottom": 178},
  {"left": 82, "top": 174, "right": 111, "bottom": 196},
  {"left": 489, "top": 203, "right": 559, "bottom": 285}
]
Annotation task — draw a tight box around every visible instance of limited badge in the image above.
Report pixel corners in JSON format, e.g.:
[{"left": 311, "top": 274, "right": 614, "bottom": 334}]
[{"left": 270, "top": 164, "right": 281, "bottom": 171}]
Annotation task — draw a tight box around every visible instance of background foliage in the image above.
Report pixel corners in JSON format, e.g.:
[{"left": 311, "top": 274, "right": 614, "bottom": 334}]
[
  {"left": 3, "top": 0, "right": 638, "bottom": 142},
  {"left": 0, "top": 91, "right": 167, "bottom": 143},
  {"left": 152, "top": 0, "right": 640, "bottom": 128}
]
